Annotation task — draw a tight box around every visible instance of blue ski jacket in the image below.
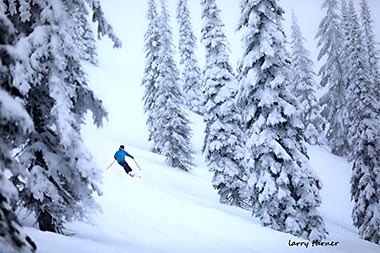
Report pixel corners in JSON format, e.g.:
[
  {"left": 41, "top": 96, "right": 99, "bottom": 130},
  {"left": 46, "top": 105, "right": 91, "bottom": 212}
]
[{"left": 114, "top": 149, "right": 134, "bottom": 163}]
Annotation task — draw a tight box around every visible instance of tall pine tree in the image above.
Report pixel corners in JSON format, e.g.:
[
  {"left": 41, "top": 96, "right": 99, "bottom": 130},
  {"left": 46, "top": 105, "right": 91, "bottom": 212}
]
[
  {"left": 0, "top": 93, "right": 36, "bottom": 253},
  {"left": 176, "top": 0, "right": 202, "bottom": 114},
  {"left": 200, "top": 0, "right": 249, "bottom": 209},
  {"left": 7, "top": 0, "right": 117, "bottom": 233},
  {"left": 0, "top": 7, "right": 36, "bottom": 252},
  {"left": 142, "top": 0, "right": 162, "bottom": 154},
  {"left": 237, "top": 0, "right": 327, "bottom": 241},
  {"left": 316, "top": 0, "right": 349, "bottom": 156},
  {"left": 360, "top": 0, "right": 380, "bottom": 100},
  {"left": 345, "top": 0, "right": 380, "bottom": 245},
  {"left": 154, "top": 0, "right": 193, "bottom": 171},
  {"left": 340, "top": 0, "right": 351, "bottom": 100},
  {"left": 289, "top": 12, "right": 326, "bottom": 145}
]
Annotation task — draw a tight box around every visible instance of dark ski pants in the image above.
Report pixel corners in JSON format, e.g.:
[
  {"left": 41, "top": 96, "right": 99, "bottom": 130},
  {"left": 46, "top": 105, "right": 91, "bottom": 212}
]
[{"left": 118, "top": 161, "right": 132, "bottom": 174}]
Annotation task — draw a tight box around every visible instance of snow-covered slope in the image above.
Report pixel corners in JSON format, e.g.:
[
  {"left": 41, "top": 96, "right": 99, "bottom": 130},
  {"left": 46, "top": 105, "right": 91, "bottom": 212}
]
[{"left": 23, "top": 112, "right": 380, "bottom": 253}]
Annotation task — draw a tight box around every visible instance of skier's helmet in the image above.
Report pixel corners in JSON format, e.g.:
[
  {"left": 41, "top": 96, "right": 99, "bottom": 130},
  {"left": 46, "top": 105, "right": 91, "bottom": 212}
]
[{"left": 120, "top": 145, "right": 125, "bottom": 149}]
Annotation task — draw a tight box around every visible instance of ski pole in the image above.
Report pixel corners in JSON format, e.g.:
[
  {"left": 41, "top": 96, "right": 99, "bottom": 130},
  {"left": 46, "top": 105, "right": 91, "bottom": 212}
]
[
  {"left": 106, "top": 160, "right": 116, "bottom": 170},
  {"left": 133, "top": 158, "right": 142, "bottom": 171}
]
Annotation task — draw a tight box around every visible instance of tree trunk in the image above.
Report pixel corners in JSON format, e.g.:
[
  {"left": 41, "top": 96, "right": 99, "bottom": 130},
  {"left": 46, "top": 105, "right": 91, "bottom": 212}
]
[{"left": 38, "top": 209, "right": 58, "bottom": 233}]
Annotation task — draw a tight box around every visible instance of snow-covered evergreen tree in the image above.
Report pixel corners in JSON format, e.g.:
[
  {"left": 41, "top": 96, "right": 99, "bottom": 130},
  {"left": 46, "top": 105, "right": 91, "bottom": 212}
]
[
  {"left": 344, "top": 0, "right": 380, "bottom": 245},
  {"left": 316, "top": 0, "right": 349, "bottom": 156},
  {"left": 0, "top": 91, "right": 36, "bottom": 253},
  {"left": 340, "top": 0, "right": 351, "bottom": 85},
  {"left": 236, "top": 0, "right": 327, "bottom": 241},
  {"left": 72, "top": 2, "right": 98, "bottom": 64},
  {"left": 289, "top": 12, "right": 326, "bottom": 145},
  {"left": 6, "top": 0, "right": 115, "bottom": 233},
  {"left": 0, "top": 8, "right": 36, "bottom": 252},
  {"left": 341, "top": 0, "right": 350, "bottom": 42},
  {"left": 176, "top": 0, "right": 202, "bottom": 114},
  {"left": 200, "top": 0, "right": 249, "bottom": 209},
  {"left": 142, "top": 0, "right": 162, "bottom": 153},
  {"left": 360, "top": 0, "right": 380, "bottom": 100},
  {"left": 154, "top": 0, "right": 194, "bottom": 171},
  {"left": 87, "top": 0, "right": 122, "bottom": 49}
]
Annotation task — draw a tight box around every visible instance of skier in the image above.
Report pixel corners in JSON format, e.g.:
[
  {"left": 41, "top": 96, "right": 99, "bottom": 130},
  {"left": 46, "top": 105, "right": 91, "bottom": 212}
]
[{"left": 114, "top": 145, "right": 135, "bottom": 177}]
